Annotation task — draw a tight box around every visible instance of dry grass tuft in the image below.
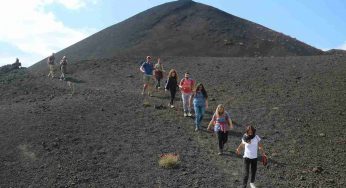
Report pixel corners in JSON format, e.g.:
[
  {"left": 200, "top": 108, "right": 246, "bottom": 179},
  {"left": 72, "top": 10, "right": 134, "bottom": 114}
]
[
  {"left": 143, "top": 101, "right": 151, "bottom": 107},
  {"left": 159, "top": 153, "right": 180, "bottom": 169}
]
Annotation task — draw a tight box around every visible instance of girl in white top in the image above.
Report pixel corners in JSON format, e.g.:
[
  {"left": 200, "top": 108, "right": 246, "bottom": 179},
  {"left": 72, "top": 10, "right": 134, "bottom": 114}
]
[{"left": 236, "top": 125, "right": 266, "bottom": 188}]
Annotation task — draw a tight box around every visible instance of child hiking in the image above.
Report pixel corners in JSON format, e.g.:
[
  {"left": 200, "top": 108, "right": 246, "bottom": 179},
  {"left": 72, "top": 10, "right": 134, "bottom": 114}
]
[
  {"left": 236, "top": 125, "right": 267, "bottom": 188},
  {"left": 190, "top": 83, "right": 208, "bottom": 131},
  {"left": 165, "top": 69, "right": 179, "bottom": 108},
  {"left": 208, "top": 104, "right": 233, "bottom": 155},
  {"left": 179, "top": 72, "right": 195, "bottom": 117},
  {"left": 47, "top": 53, "right": 55, "bottom": 79},
  {"left": 140, "top": 56, "right": 155, "bottom": 97},
  {"left": 154, "top": 57, "right": 165, "bottom": 90},
  {"left": 59, "top": 56, "right": 68, "bottom": 81}
]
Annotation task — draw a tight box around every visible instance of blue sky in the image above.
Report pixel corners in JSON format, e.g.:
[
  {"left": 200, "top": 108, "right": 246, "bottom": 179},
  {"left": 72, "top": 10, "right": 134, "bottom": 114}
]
[{"left": 0, "top": 0, "right": 345, "bottom": 67}]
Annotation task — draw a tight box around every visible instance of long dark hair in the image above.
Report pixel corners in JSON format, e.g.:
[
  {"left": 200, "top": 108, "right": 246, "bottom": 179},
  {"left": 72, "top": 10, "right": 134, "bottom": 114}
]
[
  {"left": 245, "top": 125, "right": 256, "bottom": 135},
  {"left": 196, "top": 83, "right": 208, "bottom": 99},
  {"left": 243, "top": 125, "right": 256, "bottom": 142}
]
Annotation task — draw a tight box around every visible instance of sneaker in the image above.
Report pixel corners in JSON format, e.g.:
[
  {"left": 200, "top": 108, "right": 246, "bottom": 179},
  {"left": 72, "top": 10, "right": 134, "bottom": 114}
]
[
  {"left": 187, "top": 112, "right": 192, "bottom": 117},
  {"left": 250, "top": 183, "right": 256, "bottom": 188},
  {"left": 184, "top": 113, "right": 187, "bottom": 117},
  {"left": 170, "top": 105, "right": 175, "bottom": 109},
  {"left": 218, "top": 151, "right": 223, "bottom": 155},
  {"left": 195, "top": 127, "right": 199, "bottom": 132}
]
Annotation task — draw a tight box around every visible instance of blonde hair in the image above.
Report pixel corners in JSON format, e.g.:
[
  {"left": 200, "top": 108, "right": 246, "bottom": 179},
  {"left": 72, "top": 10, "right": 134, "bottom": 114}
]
[
  {"left": 168, "top": 69, "right": 178, "bottom": 80},
  {"left": 215, "top": 104, "right": 225, "bottom": 117}
]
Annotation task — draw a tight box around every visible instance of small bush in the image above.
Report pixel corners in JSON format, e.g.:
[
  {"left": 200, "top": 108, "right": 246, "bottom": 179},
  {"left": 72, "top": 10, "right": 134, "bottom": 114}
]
[
  {"left": 159, "top": 153, "right": 180, "bottom": 169},
  {"left": 143, "top": 101, "right": 151, "bottom": 107}
]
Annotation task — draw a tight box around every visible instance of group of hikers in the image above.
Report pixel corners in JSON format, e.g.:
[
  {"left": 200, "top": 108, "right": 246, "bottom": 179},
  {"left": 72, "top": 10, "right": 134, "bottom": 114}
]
[
  {"left": 46, "top": 53, "right": 68, "bottom": 81},
  {"left": 140, "top": 56, "right": 267, "bottom": 188},
  {"left": 0, "top": 58, "right": 22, "bottom": 74}
]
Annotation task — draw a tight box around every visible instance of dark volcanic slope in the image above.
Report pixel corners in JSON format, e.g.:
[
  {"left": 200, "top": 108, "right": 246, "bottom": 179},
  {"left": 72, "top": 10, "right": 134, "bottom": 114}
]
[
  {"left": 32, "top": 0, "right": 322, "bottom": 70},
  {"left": 1, "top": 54, "right": 345, "bottom": 187}
]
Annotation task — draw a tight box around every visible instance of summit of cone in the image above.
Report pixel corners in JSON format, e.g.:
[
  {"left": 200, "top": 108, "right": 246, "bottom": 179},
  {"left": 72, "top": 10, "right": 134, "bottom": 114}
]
[{"left": 33, "top": 0, "right": 323, "bottom": 68}]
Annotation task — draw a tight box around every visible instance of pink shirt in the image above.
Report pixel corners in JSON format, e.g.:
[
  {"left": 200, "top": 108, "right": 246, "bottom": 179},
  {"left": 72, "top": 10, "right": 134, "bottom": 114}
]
[{"left": 179, "top": 78, "right": 194, "bottom": 94}]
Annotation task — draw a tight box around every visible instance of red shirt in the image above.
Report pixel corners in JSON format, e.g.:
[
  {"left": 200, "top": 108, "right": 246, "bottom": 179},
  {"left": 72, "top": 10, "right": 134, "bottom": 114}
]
[{"left": 179, "top": 78, "right": 194, "bottom": 94}]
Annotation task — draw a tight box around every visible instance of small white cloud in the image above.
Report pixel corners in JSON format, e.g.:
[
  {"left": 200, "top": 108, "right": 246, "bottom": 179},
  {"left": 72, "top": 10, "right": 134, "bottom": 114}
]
[
  {"left": 0, "top": 0, "right": 98, "bottom": 67},
  {"left": 56, "top": 0, "right": 86, "bottom": 9},
  {"left": 55, "top": 0, "right": 99, "bottom": 10},
  {"left": 339, "top": 41, "right": 346, "bottom": 50}
]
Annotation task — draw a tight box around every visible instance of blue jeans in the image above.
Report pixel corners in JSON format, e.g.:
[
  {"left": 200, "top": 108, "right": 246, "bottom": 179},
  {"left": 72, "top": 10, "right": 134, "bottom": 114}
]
[{"left": 194, "top": 104, "right": 205, "bottom": 129}]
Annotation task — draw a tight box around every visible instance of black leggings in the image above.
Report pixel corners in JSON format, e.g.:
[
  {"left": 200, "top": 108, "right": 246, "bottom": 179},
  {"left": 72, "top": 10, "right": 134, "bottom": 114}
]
[
  {"left": 170, "top": 89, "right": 177, "bottom": 105},
  {"left": 156, "top": 77, "right": 161, "bottom": 88},
  {"left": 242, "top": 158, "right": 258, "bottom": 187},
  {"left": 217, "top": 131, "right": 228, "bottom": 150}
]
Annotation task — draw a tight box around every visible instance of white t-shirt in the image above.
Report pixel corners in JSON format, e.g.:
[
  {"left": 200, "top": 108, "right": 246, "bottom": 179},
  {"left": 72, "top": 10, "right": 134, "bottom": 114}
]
[{"left": 242, "top": 135, "right": 261, "bottom": 159}]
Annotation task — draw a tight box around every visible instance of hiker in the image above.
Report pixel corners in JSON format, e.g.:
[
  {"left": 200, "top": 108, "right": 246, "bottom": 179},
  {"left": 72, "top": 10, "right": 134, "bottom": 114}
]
[
  {"left": 154, "top": 57, "right": 165, "bottom": 90},
  {"left": 236, "top": 125, "right": 267, "bottom": 188},
  {"left": 179, "top": 72, "right": 195, "bottom": 117},
  {"left": 12, "top": 58, "right": 21, "bottom": 69},
  {"left": 190, "top": 83, "right": 208, "bottom": 131},
  {"left": 140, "top": 56, "right": 155, "bottom": 96},
  {"left": 47, "top": 53, "right": 55, "bottom": 78},
  {"left": 207, "top": 104, "right": 233, "bottom": 155},
  {"left": 165, "top": 69, "right": 179, "bottom": 108},
  {"left": 0, "top": 58, "right": 22, "bottom": 74},
  {"left": 59, "top": 56, "right": 68, "bottom": 80}
]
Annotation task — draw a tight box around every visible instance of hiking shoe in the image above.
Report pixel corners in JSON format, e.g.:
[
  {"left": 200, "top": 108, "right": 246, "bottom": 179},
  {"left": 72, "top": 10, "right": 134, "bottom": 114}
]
[
  {"left": 184, "top": 113, "right": 187, "bottom": 117},
  {"left": 187, "top": 112, "right": 192, "bottom": 117},
  {"left": 250, "top": 183, "right": 256, "bottom": 188}
]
